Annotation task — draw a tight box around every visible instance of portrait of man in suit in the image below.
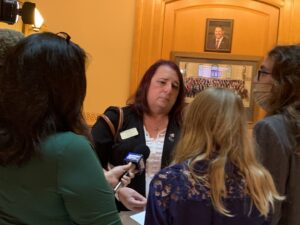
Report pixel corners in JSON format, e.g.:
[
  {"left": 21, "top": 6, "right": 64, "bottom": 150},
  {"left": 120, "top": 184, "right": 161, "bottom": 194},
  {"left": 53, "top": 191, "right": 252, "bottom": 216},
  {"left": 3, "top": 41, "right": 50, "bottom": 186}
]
[{"left": 205, "top": 19, "right": 233, "bottom": 52}]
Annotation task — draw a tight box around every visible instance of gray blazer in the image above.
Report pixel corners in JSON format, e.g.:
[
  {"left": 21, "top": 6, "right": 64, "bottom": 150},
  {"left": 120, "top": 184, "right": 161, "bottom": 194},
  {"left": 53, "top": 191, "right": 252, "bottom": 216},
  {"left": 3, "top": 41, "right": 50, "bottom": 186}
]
[{"left": 254, "top": 114, "right": 300, "bottom": 225}]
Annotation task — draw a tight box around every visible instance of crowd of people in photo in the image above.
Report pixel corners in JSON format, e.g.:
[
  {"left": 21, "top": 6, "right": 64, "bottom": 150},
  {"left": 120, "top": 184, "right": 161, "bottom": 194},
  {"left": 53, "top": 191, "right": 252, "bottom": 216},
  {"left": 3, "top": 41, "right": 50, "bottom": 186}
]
[
  {"left": 184, "top": 76, "right": 249, "bottom": 100},
  {"left": 0, "top": 28, "right": 299, "bottom": 225}
]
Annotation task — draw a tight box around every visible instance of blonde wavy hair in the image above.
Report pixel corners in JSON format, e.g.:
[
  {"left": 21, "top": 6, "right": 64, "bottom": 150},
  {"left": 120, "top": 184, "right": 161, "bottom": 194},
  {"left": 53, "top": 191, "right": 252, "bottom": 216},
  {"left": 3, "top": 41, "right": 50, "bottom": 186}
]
[{"left": 173, "top": 88, "right": 282, "bottom": 217}]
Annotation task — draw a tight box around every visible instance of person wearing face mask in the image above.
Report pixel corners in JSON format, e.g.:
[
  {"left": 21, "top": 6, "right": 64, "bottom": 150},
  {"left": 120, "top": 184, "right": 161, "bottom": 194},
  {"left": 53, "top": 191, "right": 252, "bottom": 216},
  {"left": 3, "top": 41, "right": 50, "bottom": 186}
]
[
  {"left": 252, "top": 60, "right": 273, "bottom": 111},
  {"left": 253, "top": 45, "right": 300, "bottom": 225},
  {"left": 91, "top": 59, "right": 186, "bottom": 213}
]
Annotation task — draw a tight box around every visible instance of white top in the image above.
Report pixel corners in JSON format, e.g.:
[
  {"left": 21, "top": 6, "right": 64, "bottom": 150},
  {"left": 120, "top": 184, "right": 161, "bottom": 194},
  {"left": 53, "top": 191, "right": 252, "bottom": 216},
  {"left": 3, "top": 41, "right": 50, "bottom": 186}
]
[
  {"left": 216, "top": 37, "right": 224, "bottom": 48},
  {"left": 144, "top": 126, "right": 166, "bottom": 198}
]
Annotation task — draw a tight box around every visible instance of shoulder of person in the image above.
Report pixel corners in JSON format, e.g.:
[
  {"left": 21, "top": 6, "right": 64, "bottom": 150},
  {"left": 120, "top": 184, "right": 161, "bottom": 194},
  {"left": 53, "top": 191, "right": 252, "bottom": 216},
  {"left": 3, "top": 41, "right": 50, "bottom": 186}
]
[
  {"left": 104, "top": 105, "right": 134, "bottom": 115},
  {"left": 42, "top": 132, "right": 92, "bottom": 157},
  {"left": 223, "top": 36, "right": 229, "bottom": 41},
  {"left": 103, "top": 105, "right": 135, "bottom": 122},
  {"left": 48, "top": 132, "right": 90, "bottom": 146},
  {"left": 254, "top": 114, "right": 285, "bottom": 132},
  {"left": 253, "top": 117, "right": 274, "bottom": 137},
  {"left": 121, "top": 105, "right": 136, "bottom": 115},
  {"left": 102, "top": 106, "right": 123, "bottom": 124},
  {"left": 253, "top": 114, "right": 295, "bottom": 150},
  {"left": 153, "top": 162, "right": 187, "bottom": 183}
]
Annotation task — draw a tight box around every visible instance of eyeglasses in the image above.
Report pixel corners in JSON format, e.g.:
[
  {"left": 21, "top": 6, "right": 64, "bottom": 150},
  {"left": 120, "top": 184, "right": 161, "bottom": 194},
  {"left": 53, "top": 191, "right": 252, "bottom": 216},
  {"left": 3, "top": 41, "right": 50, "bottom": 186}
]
[
  {"left": 257, "top": 70, "right": 272, "bottom": 81},
  {"left": 56, "top": 32, "right": 71, "bottom": 43}
]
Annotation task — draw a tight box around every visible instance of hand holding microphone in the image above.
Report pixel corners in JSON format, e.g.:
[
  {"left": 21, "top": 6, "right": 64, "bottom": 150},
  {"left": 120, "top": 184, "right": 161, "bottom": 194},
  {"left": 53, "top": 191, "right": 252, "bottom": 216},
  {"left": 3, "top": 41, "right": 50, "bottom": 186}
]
[
  {"left": 113, "top": 145, "right": 150, "bottom": 192},
  {"left": 104, "top": 163, "right": 134, "bottom": 187}
]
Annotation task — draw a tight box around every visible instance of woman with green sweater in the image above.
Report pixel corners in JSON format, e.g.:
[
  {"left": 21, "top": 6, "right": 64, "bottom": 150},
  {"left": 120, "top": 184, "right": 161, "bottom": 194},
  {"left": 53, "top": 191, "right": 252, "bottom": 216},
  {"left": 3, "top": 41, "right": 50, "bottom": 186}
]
[{"left": 0, "top": 32, "right": 122, "bottom": 225}]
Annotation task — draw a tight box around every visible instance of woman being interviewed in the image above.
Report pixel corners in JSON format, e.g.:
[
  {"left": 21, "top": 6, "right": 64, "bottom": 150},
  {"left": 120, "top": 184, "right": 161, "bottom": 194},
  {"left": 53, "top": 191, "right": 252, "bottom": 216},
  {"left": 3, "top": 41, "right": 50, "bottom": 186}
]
[
  {"left": 92, "top": 60, "right": 186, "bottom": 210},
  {"left": 145, "top": 88, "right": 282, "bottom": 225}
]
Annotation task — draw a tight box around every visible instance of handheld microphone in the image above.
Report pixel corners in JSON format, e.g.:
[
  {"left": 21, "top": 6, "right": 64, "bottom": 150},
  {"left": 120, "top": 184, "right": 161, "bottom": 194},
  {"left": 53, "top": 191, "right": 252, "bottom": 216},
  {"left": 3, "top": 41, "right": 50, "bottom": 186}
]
[{"left": 113, "top": 145, "right": 150, "bottom": 192}]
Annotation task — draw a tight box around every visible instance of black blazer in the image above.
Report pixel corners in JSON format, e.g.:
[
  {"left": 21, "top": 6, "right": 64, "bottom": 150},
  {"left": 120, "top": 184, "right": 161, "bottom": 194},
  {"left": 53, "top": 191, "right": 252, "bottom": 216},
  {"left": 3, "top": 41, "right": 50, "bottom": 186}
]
[
  {"left": 206, "top": 36, "right": 230, "bottom": 50},
  {"left": 91, "top": 105, "right": 181, "bottom": 210}
]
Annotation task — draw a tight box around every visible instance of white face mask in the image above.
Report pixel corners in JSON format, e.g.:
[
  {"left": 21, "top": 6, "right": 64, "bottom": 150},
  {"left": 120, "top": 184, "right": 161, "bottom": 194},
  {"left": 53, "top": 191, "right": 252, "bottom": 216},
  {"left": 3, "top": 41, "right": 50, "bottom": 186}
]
[{"left": 252, "top": 82, "right": 273, "bottom": 111}]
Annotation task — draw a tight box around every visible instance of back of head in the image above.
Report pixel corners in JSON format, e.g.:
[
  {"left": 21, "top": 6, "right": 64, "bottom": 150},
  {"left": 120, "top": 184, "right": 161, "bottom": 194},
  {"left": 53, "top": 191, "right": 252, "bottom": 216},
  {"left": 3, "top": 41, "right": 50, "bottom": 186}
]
[
  {"left": 0, "top": 32, "right": 88, "bottom": 165},
  {"left": 174, "top": 87, "right": 282, "bottom": 217},
  {"left": 0, "top": 29, "right": 24, "bottom": 66},
  {"left": 174, "top": 87, "right": 247, "bottom": 163},
  {"left": 173, "top": 88, "right": 249, "bottom": 215}
]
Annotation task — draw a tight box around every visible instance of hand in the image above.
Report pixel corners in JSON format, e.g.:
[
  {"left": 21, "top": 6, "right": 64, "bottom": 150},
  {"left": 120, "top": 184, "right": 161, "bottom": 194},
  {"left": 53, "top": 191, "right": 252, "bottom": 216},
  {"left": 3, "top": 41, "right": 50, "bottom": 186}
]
[
  {"left": 117, "top": 187, "right": 147, "bottom": 211},
  {"left": 104, "top": 163, "right": 135, "bottom": 187}
]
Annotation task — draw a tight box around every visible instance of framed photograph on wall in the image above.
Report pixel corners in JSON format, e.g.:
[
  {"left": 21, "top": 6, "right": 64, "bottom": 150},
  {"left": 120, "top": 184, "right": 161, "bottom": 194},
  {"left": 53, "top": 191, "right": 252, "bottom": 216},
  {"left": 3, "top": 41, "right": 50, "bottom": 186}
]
[
  {"left": 204, "top": 18, "right": 234, "bottom": 53},
  {"left": 171, "top": 51, "right": 262, "bottom": 122}
]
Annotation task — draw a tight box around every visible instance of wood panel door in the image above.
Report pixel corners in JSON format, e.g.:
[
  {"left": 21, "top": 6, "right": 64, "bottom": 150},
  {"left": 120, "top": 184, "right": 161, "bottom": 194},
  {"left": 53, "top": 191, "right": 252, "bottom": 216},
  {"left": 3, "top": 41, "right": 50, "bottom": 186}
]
[
  {"left": 131, "top": 0, "right": 282, "bottom": 123},
  {"left": 161, "top": 0, "right": 279, "bottom": 58}
]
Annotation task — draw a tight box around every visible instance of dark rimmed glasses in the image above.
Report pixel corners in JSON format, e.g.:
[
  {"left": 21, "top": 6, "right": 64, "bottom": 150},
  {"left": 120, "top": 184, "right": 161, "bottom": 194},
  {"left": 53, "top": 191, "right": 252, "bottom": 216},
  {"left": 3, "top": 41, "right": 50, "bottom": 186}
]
[
  {"left": 257, "top": 70, "right": 272, "bottom": 81},
  {"left": 56, "top": 32, "right": 71, "bottom": 43}
]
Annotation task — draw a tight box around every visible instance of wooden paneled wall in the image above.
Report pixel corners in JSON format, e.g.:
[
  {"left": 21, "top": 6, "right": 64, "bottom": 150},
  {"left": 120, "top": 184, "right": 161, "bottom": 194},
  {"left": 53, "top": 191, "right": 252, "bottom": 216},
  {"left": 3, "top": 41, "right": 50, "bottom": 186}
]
[{"left": 130, "top": 0, "right": 298, "bottom": 124}]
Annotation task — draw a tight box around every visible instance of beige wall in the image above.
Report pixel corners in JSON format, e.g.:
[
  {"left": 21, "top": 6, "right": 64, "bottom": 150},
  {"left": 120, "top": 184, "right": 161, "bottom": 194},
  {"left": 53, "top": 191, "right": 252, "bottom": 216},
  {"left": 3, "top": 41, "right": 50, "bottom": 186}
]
[
  {"left": 0, "top": 19, "right": 23, "bottom": 31},
  {"left": 33, "top": 0, "right": 136, "bottom": 125}
]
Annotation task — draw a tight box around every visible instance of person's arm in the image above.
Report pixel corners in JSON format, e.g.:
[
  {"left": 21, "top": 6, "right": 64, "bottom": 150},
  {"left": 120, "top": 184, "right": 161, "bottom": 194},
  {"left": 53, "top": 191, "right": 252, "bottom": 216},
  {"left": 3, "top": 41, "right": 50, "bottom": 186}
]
[
  {"left": 116, "top": 187, "right": 147, "bottom": 211},
  {"left": 104, "top": 165, "right": 147, "bottom": 211},
  {"left": 57, "top": 134, "right": 121, "bottom": 225},
  {"left": 144, "top": 175, "right": 170, "bottom": 225},
  {"left": 253, "top": 119, "right": 289, "bottom": 223},
  {"left": 104, "top": 163, "right": 134, "bottom": 187},
  {"left": 91, "top": 107, "right": 120, "bottom": 169},
  {"left": 253, "top": 120, "right": 289, "bottom": 194}
]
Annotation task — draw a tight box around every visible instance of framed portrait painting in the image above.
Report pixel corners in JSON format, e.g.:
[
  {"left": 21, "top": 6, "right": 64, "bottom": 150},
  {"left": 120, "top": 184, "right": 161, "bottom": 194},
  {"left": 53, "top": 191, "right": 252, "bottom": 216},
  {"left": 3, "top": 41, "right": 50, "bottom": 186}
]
[{"left": 204, "top": 18, "right": 234, "bottom": 53}]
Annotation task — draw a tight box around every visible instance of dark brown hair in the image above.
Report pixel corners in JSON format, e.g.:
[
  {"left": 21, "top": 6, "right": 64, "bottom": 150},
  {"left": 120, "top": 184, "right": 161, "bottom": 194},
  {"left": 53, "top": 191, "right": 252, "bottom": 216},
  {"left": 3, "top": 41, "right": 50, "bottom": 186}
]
[
  {"left": 267, "top": 44, "right": 300, "bottom": 151},
  {"left": 0, "top": 32, "right": 89, "bottom": 165},
  {"left": 127, "top": 59, "right": 186, "bottom": 124}
]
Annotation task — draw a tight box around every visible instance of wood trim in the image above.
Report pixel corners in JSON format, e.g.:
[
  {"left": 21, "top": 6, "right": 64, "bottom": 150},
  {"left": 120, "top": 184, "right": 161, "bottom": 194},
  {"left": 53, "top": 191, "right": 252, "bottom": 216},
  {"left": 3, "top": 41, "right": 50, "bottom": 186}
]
[
  {"left": 130, "top": 0, "right": 167, "bottom": 95},
  {"left": 130, "top": 0, "right": 144, "bottom": 95},
  {"left": 163, "top": 0, "right": 284, "bottom": 7},
  {"left": 171, "top": 51, "right": 263, "bottom": 62},
  {"left": 278, "top": 0, "right": 293, "bottom": 43},
  {"left": 255, "top": 0, "right": 284, "bottom": 7}
]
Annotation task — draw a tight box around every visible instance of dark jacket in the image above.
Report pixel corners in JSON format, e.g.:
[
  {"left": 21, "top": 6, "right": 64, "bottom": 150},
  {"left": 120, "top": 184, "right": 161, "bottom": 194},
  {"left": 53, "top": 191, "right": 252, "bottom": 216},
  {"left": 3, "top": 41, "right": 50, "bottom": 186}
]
[
  {"left": 91, "top": 105, "right": 181, "bottom": 210},
  {"left": 206, "top": 36, "right": 230, "bottom": 51},
  {"left": 254, "top": 114, "right": 300, "bottom": 225}
]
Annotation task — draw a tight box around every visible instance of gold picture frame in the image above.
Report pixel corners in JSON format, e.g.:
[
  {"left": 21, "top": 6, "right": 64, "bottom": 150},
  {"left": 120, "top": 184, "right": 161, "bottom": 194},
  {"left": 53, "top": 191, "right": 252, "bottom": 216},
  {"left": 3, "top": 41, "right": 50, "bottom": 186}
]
[{"left": 204, "top": 18, "right": 234, "bottom": 53}]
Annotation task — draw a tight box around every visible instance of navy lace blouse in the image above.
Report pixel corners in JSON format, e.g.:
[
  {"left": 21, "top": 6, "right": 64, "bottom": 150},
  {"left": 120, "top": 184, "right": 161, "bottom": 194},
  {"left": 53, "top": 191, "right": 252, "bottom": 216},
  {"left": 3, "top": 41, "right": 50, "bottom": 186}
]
[{"left": 145, "top": 160, "right": 271, "bottom": 225}]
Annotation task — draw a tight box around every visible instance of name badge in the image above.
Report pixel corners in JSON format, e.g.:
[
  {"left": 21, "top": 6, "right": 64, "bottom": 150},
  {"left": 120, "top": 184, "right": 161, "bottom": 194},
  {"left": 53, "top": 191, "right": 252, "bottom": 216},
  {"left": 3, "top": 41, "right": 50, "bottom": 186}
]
[{"left": 120, "top": 128, "right": 139, "bottom": 140}]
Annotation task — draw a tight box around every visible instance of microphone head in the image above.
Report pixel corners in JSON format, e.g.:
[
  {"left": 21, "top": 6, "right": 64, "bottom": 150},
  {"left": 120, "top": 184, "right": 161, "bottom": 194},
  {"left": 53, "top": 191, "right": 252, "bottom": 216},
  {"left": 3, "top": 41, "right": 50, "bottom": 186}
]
[
  {"left": 124, "top": 145, "right": 150, "bottom": 174},
  {"left": 133, "top": 144, "right": 150, "bottom": 160}
]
